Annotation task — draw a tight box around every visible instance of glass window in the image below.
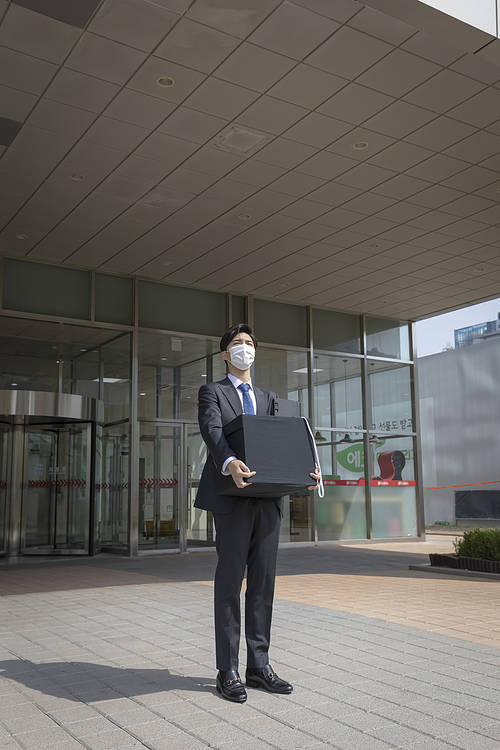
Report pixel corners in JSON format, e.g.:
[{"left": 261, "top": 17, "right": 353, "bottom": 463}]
[
  {"left": 138, "top": 333, "right": 219, "bottom": 420},
  {"left": 252, "top": 346, "right": 309, "bottom": 418},
  {"left": 366, "top": 317, "right": 410, "bottom": 360},
  {"left": 101, "top": 334, "right": 131, "bottom": 422},
  {"left": 95, "top": 274, "right": 134, "bottom": 325},
  {"left": 71, "top": 348, "right": 100, "bottom": 399},
  {"left": 370, "top": 435, "right": 417, "bottom": 538},
  {"left": 254, "top": 299, "right": 307, "bottom": 347},
  {"left": 313, "top": 355, "right": 363, "bottom": 431},
  {"left": 313, "top": 308, "right": 360, "bottom": 354},
  {"left": 0, "top": 316, "right": 117, "bottom": 394},
  {"left": 368, "top": 361, "right": 413, "bottom": 433},
  {"left": 138, "top": 281, "right": 226, "bottom": 336},
  {"left": 316, "top": 431, "right": 367, "bottom": 540},
  {"left": 3, "top": 259, "right": 90, "bottom": 319},
  {"left": 231, "top": 295, "right": 247, "bottom": 326}
]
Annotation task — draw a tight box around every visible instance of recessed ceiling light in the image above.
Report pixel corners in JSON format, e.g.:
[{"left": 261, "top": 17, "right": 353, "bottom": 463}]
[
  {"left": 200, "top": 374, "right": 207, "bottom": 377},
  {"left": 92, "top": 377, "right": 126, "bottom": 384},
  {"left": 293, "top": 367, "right": 323, "bottom": 374},
  {"left": 161, "top": 356, "right": 167, "bottom": 360},
  {"left": 157, "top": 76, "right": 175, "bottom": 87},
  {"left": 15, "top": 233, "right": 27, "bottom": 240},
  {"left": 139, "top": 392, "right": 147, "bottom": 396},
  {"left": 80, "top": 348, "right": 87, "bottom": 352},
  {"left": 353, "top": 141, "right": 369, "bottom": 150},
  {"left": 11, "top": 383, "right": 18, "bottom": 386},
  {"left": 71, "top": 173, "right": 85, "bottom": 181}
]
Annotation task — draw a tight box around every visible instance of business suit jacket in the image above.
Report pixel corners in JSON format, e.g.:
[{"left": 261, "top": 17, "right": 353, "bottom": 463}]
[{"left": 194, "top": 376, "right": 280, "bottom": 514}]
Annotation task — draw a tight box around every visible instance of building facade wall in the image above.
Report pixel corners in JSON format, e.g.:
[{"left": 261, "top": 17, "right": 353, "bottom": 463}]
[{"left": 418, "top": 340, "right": 500, "bottom": 524}]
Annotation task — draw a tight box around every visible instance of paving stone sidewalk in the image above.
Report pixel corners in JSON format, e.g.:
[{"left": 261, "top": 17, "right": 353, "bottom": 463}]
[{"left": 1, "top": 541, "right": 499, "bottom": 750}]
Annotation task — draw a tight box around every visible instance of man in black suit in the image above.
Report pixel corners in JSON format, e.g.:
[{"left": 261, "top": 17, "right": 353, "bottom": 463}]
[{"left": 195, "top": 323, "right": 320, "bottom": 703}]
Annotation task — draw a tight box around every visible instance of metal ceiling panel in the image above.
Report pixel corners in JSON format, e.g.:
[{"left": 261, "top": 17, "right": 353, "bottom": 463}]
[
  {"left": 65, "top": 32, "right": 146, "bottom": 85},
  {"left": 88, "top": 0, "right": 178, "bottom": 52},
  {"left": 12, "top": 0, "right": 102, "bottom": 28},
  {"left": 0, "top": 4, "right": 79, "bottom": 63},
  {"left": 249, "top": 1, "right": 339, "bottom": 60},
  {"left": 155, "top": 18, "right": 238, "bottom": 74}
]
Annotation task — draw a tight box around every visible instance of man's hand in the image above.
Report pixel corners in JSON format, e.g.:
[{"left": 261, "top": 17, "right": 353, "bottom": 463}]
[
  {"left": 308, "top": 465, "right": 321, "bottom": 491},
  {"left": 228, "top": 459, "right": 256, "bottom": 489}
]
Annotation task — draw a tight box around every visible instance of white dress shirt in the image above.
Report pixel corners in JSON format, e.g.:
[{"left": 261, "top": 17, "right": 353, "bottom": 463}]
[{"left": 221, "top": 373, "right": 256, "bottom": 475}]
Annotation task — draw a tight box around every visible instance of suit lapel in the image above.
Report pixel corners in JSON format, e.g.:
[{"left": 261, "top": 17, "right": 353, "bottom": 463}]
[
  {"left": 218, "top": 377, "right": 242, "bottom": 417},
  {"left": 254, "top": 386, "right": 267, "bottom": 416}
]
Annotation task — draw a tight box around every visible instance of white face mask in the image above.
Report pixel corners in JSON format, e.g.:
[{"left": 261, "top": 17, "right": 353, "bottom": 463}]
[{"left": 228, "top": 343, "right": 255, "bottom": 371}]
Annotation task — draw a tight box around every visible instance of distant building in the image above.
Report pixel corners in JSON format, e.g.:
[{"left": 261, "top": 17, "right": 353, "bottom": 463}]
[{"left": 454, "top": 314, "right": 500, "bottom": 348}]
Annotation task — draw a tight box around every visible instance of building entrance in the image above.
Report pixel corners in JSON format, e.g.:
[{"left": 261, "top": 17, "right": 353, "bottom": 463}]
[{"left": 21, "top": 421, "right": 91, "bottom": 554}]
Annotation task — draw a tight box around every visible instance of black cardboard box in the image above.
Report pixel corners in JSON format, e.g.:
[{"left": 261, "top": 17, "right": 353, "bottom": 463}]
[{"left": 217, "top": 414, "right": 315, "bottom": 497}]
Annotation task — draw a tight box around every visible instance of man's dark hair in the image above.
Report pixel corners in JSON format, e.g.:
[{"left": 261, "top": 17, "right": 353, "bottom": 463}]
[{"left": 220, "top": 323, "right": 258, "bottom": 352}]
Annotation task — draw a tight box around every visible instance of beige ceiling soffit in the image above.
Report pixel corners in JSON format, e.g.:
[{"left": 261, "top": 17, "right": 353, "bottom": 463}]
[{"left": 363, "top": 0, "right": 495, "bottom": 52}]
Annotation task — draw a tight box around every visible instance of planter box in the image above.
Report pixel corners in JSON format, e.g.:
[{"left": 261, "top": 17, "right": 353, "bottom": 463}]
[
  {"left": 429, "top": 553, "right": 500, "bottom": 574},
  {"left": 429, "top": 553, "right": 459, "bottom": 569}
]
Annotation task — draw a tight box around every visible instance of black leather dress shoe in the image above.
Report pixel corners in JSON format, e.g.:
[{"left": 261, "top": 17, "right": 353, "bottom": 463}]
[
  {"left": 246, "top": 664, "right": 293, "bottom": 694},
  {"left": 216, "top": 669, "right": 247, "bottom": 703}
]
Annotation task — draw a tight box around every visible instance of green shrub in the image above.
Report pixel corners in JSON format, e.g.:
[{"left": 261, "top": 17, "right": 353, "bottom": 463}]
[{"left": 453, "top": 528, "right": 500, "bottom": 561}]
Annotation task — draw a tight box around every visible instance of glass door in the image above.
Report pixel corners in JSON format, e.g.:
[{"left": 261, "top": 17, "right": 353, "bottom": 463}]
[
  {"left": 21, "top": 422, "right": 91, "bottom": 554},
  {"left": 138, "top": 421, "right": 215, "bottom": 551},
  {"left": 139, "top": 422, "right": 181, "bottom": 549},
  {"left": 0, "top": 423, "right": 10, "bottom": 554},
  {"left": 186, "top": 424, "right": 214, "bottom": 547}
]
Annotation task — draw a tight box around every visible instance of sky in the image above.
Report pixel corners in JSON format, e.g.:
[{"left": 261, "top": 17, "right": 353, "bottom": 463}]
[{"left": 415, "top": 297, "right": 500, "bottom": 357}]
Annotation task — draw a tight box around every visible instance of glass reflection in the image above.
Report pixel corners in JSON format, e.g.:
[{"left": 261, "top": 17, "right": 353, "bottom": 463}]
[
  {"left": 370, "top": 435, "right": 417, "bottom": 538},
  {"left": 368, "top": 361, "right": 413, "bottom": 433},
  {"left": 138, "top": 333, "right": 219, "bottom": 420},
  {"left": 366, "top": 317, "right": 410, "bottom": 360},
  {"left": 313, "top": 355, "right": 362, "bottom": 431},
  {"left": 252, "top": 347, "right": 309, "bottom": 418},
  {"left": 316, "top": 432, "right": 366, "bottom": 540}
]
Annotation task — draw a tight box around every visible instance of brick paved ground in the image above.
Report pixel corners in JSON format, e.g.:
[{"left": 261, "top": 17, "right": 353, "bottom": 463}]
[{"left": 1, "top": 537, "right": 499, "bottom": 750}]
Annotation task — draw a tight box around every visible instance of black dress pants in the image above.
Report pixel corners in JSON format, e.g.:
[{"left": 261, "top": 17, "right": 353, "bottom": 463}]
[{"left": 213, "top": 498, "right": 281, "bottom": 671}]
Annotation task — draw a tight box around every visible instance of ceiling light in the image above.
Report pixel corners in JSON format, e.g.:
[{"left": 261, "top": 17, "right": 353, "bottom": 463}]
[
  {"left": 237, "top": 213, "right": 252, "bottom": 222},
  {"left": 71, "top": 173, "right": 85, "bottom": 181},
  {"left": 353, "top": 141, "right": 369, "bottom": 150},
  {"left": 80, "top": 348, "right": 87, "bottom": 352},
  {"left": 139, "top": 392, "right": 147, "bottom": 396},
  {"left": 161, "top": 356, "right": 167, "bottom": 360},
  {"left": 11, "top": 383, "right": 18, "bottom": 386},
  {"left": 157, "top": 76, "right": 175, "bottom": 87},
  {"left": 92, "top": 377, "right": 126, "bottom": 384},
  {"left": 200, "top": 374, "right": 207, "bottom": 377},
  {"left": 293, "top": 367, "right": 323, "bottom": 374},
  {"left": 15, "top": 233, "right": 27, "bottom": 240}
]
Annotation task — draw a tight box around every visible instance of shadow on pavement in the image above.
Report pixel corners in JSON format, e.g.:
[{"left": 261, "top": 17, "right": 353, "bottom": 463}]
[{"left": 0, "top": 659, "right": 213, "bottom": 701}]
